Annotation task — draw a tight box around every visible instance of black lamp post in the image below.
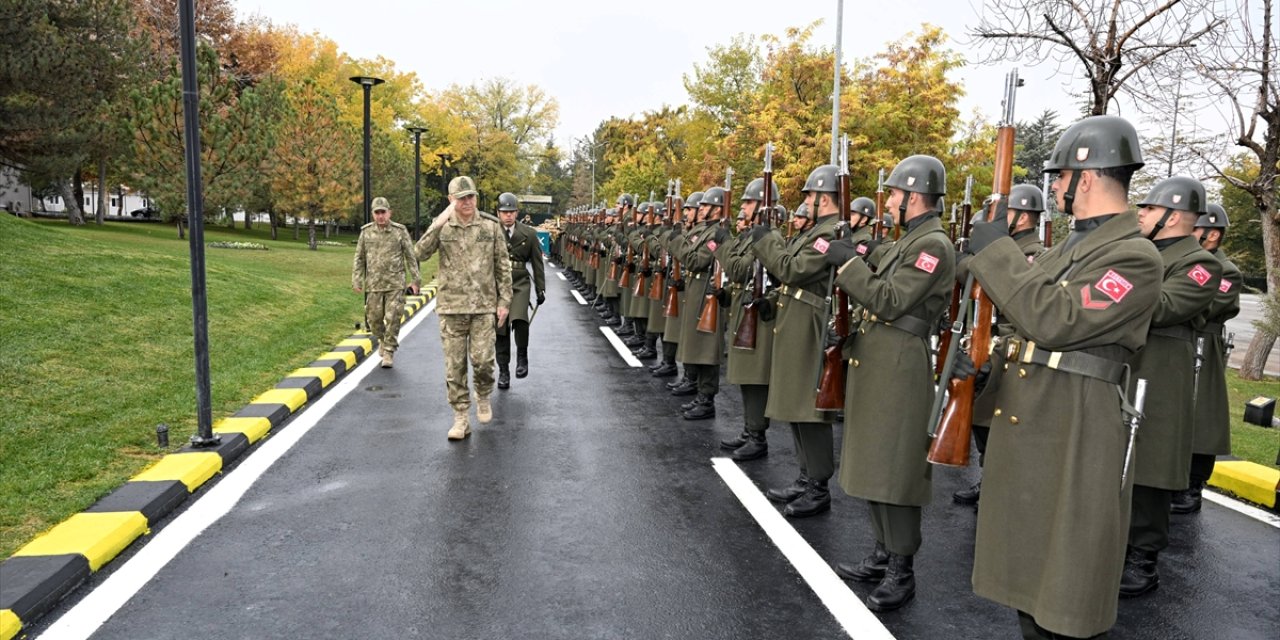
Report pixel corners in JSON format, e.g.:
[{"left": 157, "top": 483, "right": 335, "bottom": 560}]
[
  {"left": 349, "top": 75, "right": 384, "bottom": 226},
  {"left": 438, "top": 153, "right": 453, "bottom": 213},
  {"left": 406, "top": 125, "right": 427, "bottom": 239}
]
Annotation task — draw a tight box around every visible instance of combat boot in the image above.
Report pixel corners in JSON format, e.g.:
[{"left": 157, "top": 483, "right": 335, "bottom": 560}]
[
  {"left": 730, "top": 432, "right": 768, "bottom": 461},
  {"left": 497, "top": 365, "right": 510, "bottom": 390},
  {"left": 681, "top": 394, "right": 710, "bottom": 411},
  {"left": 766, "top": 473, "right": 809, "bottom": 503},
  {"left": 476, "top": 395, "right": 493, "bottom": 424},
  {"left": 866, "top": 554, "right": 915, "bottom": 612},
  {"left": 1119, "top": 547, "right": 1159, "bottom": 598},
  {"left": 953, "top": 480, "right": 981, "bottom": 505},
  {"left": 666, "top": 373, "right": 691, "bottom": 389},
  {"left": 515, "top": 354, "right": 529, "bottom": 379},
  {"left": 834, "top": 542, "right": 889, "bottom": 582},
  {"left": 632, "top": 345, "right": 657, "bottom": 359},
  {"left": 651, "top": 363, "right": 678, "bottom": 377},
  {"left": 1170, "top": 484, "right": 1203, "bottom": 514},
  {"left": 670, "top": 379, "right": 697, "bottom": 396},
  {"left": 380, "top": 349, "right": 394, "bottom": 368},
  {"left": 622, "top": 333, "right": 645, "bottom": 348},
  {"left": 783, "top": 478, "right": 830, "bottom": 518},
  {"left": 682, "top": 398, "right": 716, "bottom": 420},
  {"left": 720, "top": 430, "right": 750, "bottom": 450},
  {"left": 615, "top": 321, "right": 636, "bottom": 337},
  {"left": 447, "top": 411, "right": 471, "bottom": 441}
]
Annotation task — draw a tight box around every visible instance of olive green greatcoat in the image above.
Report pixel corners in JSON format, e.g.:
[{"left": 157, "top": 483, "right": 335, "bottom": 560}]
[
  {"left": 837, "top": 215, "right": 954, "bottom": 506},
  {"left": 662, "top": 226, "right": 689, "bottom": 345},
  {"left": 600, "top": 224, "right": 621, "bottom": 298},
  {"left": 718, "top": 229, "right": 779, "bottom": 385},
  {"left": 627, "top": 226, "right": 652, "bottom": 318},
  {"left": 677, "top": 220, "right": 729, "bottom": 365},
  {"left": 972, "top": 229, "right": 1046, "bottom": 425},
  {"left": 1130, "top": 235, "right": 1222, "bottom": 490},
  {"left": 503, "top": 222, "right": 546, "bottom": 323},
  {"left": 1192, "top": 249, "right": 1242, "bottom": 454},
  {"left": 752, "top": 214, "right": 842, "bottom": 424},
  {"left": 968, "top": 211, "right": 1163, "bottom": 638},
  {"left": 644, "top": 225, "right": 669, "bottom": 333}
]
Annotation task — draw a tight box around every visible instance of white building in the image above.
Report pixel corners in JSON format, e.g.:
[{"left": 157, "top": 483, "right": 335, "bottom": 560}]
[{"left": 0, "top": 161, "right": 153, "bottom": 216}]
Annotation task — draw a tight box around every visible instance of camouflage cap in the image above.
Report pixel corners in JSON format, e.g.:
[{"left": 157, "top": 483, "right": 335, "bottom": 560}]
[
  {"left": 371, "top": 196, "right": 391, "bottom": 212},
  {"left": 449, "top": 175, "right": 478, "bottom": 197}
]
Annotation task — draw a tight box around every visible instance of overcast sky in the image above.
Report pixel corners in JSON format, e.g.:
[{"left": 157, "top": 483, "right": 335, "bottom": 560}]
[{"left": 230, "top": 0, "right": 1214, "bottom": 152}]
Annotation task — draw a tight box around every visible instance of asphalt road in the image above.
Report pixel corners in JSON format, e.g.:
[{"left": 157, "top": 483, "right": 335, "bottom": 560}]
[
  {"left": 1227, "top": 293, "right": 1279, "bottom": 377},
  {"left": 30, "top": 265, "right": 1280, "bottom": 640}
]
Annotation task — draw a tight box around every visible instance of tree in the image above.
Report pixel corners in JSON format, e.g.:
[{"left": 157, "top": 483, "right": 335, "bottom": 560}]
[
  {"left": 970, "top": 0, "right": 1224, "bottom": 115},
  {"left": 684, "top": 34, "right": 764, "bottom": 133},
  {"left": 1219, "top": 156, "right": 1267, "bottom": 280},
  {"left": 1186, "top": 0, "right": 1278, "bottom": 380},
  {"left": 1014, "top": 109, "right": 1062, "bottom": 182}
]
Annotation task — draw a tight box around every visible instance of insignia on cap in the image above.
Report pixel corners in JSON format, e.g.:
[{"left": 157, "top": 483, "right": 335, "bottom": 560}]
[
  {"left": 1076, "top": 147, "right": 1090, "bottom": 162},
  {"left": 907, "top": 176, "right": 917, "bottom": 187},
  {"left": 817, "top": 179, "right": 825, "bottom": 187},
  {"left": 1019, "top": 198, "right": 1028, "bottom": 206},
  {"left": 1172, "top": 194, "right": 1183, "bottom": 204},
  {"left": 1209, "top": 214, "right": 1217, "bottom": 223}
]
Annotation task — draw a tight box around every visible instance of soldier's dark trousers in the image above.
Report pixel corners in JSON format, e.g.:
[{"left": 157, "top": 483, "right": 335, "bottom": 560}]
[
  {"left": 1188, "top": 453, "right": 1216, "bottom": 487},
  {"left": 795, "top": 423, "right": 833, "bottom": 481},
  {"left": 1129, "top": 484, "right": 1173, "bottom": 553},
  {"left": 741, "top": 384, "right": 769, "bottom": 434},
  {"left": 789, "top": 424, "right": 807, "bottom": 475},
  {"left": 495, "top": 319, "right": 530, "bottom": 366},
  {"left": 868, "top": 501, "right": 922, "bottom": 556},
  {"left": 972, "top": 424, "right": 991, "bottom": 466},
  {"left": 1018, "top": 611, "right": 1108, "bottom": 640},
  {"left": 662, "top": 340, "right": 678, "bottom": 365},
  {"left": 689, "top": 363, "right": 720, "bottom": 397}
]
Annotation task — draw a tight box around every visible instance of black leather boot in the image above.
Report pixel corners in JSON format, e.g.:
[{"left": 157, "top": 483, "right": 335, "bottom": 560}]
[
  {"left": 623, "top": 333, "right": 645, "bottom": 348},
  {"left": 1170, "top": 484, "right": 1203, "bottom": 514},
  {"left": 670, "top": 380, "right": 697, "bottom": 396},
  {"left": 953, "top": 480, "right": 981, "bottom": 505},
  {"left": 681, "top": 395, "right": 710, "bottom": 411},
  {"left": 866, "top": 553, "right": 915, "bottom": 612},
  {"left": 730, "top": 432, "right": 768, "bottom": 461},
  {"left": 1119, "top": 547, "right": 1159, "bottom": 598},
  {"left": 834, "top": 542, "right": 889, "bottom": 582},
  {"left": 515, "top": 354, "right": 529, "bottom": 379},
  {"left": 615, "top": 320, "right": 636, "bottom": 337},
  {"left": 783, "top": 478, "right": 830, "bottom": 517},
  {"left": 766, "top": 473, "right": 809, "bottom": 503},
  {"left": 651, "top": 363, "right": 678, "bottom": 377},
  {"left": 720, "top": 430, "right": 750, "bottom": 450},
  {"left": 683, "top": 395, "right": 716, "bottom": 420},
  {"left": 666, "top": 373, "right": 691, "bottom": 389},
  {"left": 497, "top": 365, "right": 510, "bottom": 390}
]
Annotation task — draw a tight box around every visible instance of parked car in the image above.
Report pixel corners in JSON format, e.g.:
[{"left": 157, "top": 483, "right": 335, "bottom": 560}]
[{"left": 129, "top": 207, "right": 159, "bottom": 219}]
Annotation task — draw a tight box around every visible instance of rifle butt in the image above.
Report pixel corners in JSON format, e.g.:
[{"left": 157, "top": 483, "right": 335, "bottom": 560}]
[
  {"left": 732, "top": 305, "right": 758, "bottom": 350},
  {"left": 696, "top": 295, "right": 719, "bottom": 333},
  {"left": 928, "top": 377, "right": 974, "bottom": 466},
  {"left": 814, "top": 344, "right": 846, "bottom": 411},
  {"left": 649, "top": 273, "right": 665, "bottom": 300}
]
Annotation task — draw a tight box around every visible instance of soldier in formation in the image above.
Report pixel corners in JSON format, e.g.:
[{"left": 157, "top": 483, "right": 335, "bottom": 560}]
[
  {"left": 351, "top": 196, "right": 420, "bottom": 369},
  {"left": 494, "top": 192, "right": 546, "bottom": 389}
]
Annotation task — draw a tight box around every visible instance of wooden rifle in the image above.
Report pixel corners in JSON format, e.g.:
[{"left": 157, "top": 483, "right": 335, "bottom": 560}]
[
  {"left": 1041, "top": 166, "right": 1054, "bottom": 248},
  {"left": 815, "top": 135, "right": 851, "bottom": 411},
  {"left": 663, "top": 180, "right": 684, "bottom": 318},
  {"left": 936, "top": 176, "right": 973, "bottom": 377},
  {"left": 649, "top": 182, "right": 673, "bottom": 300},
  {"left": 617, "top": 199, "right": 633, "bottom": 288},
  {"left": 733, "top": 143, "right": 774, "bottom": 350},
  {"left": 697, "top": 168, "right": 732, "bottom": 333},
  {"left": 873, "top": 168, "right": 885, "bottom": 240},
  {"left": 929, "top": 69, "right": 1023, "bottom": 466}
]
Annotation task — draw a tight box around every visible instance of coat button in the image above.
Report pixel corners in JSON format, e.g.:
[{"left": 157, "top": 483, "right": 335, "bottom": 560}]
[
  {"left": 773, "top": 328, "right": 779, "bottom": 334},
  {"left": 1003, "top": 363, "right": 1010, "bottom": 371},
  {"left": 1009, "top": 416, "right": 1020, "bottom": 425},
  {"left": 1018, "top": 368, "right": 1027, "bottom": 378},
  {"left": 993, "top": 408, "right": 1002, "bottom": 417},
  {"left": 852, "top": 359, "right": 860, "bottom": 367}
]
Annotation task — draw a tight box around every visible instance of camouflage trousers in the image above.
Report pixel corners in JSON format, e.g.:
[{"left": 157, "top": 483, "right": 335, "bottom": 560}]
[
  {"left": 438, "top": 313, "right": 497, "bottom": 411},
  {"left": 365, "top": 290, "right": 406, "bottom": 353}
]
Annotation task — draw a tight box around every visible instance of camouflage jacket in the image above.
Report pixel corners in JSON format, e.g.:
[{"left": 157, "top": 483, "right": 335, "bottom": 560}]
[
  {"left": 352, "top": 221, "right": 420, "bottom": 292},
  {"left": 415, "top": 206, "right": 513, "bottom": 314}
]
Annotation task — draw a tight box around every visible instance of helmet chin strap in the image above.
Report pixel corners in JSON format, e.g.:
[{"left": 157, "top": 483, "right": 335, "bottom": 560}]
[
  {"left": 1061, "top": 170, "right": 1083, "bottom": 216},
  {"left": 1147, "top": 207, "right": 1175, "bottom": 241},
  {"left": 897, "top": 192, "right": 908, "bottom": 229},
  {"left": 1007, "top": 211, "right": 1026, "bottom": 235}
]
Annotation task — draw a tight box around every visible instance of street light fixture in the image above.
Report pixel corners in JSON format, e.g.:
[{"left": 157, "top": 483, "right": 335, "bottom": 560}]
[
  {"left": 406, "top": 125, "right": 427, "bottom": 239},
  {"left": 349, "top": 75, "right": 385, "bottom": 226}
]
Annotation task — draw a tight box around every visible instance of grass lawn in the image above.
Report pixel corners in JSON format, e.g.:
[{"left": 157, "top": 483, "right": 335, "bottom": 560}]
[
  {"left": 0, "top": 215, "right": 435, "bottom": 558},
  {"left": 1226, "top": 369, "right": 1280, "bottom": 470}
]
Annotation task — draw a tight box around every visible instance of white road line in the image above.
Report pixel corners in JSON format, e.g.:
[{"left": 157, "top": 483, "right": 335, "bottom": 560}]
[
  {"left": 41, "top": 301, "right": 437, "bottom": 640},
  {"left": 571, "top": 290, "right": 587, "bottom": 305},
  {"left": 1204, "top": 490, "right": 1280, "bottom": 528},
  {"left": 599, "top": 326, "right": 643, "bottom": 367},
  {"left": 711, "top": 458, "right": 896, "bottom": 640},
  {"left": 557, "top": 272, "right": 567, "bottom": 281}
]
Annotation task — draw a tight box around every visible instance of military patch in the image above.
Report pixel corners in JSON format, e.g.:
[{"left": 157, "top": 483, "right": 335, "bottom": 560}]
[
  {"left": 812, "top": 237, "right": 830, "bottom": 254},
  {"left": 1076, "top": 147, "right": 1090, "bottom": 162},
  {"left": 915, "top": 252, "right": 939, "bottom": 274},
  {"left": 707, "top": 240, "right": 718, "bottom": 251},
  {"left": 856, "top": 243, "right": 869, "bottom": 256},
  {"left": 1188, "top": 264, "right": 1212, "bottom": 286},
  {"left": 1094, "top": 269, "right": 1133, "bottom": 303},
  {"left": 690, "top": 235, "right": 700, "bottom": 244},
  {"left": 1220, "top": 279, "right": 1234, "bottom": 293},
  {"left": 1079, "top": 285, "right": 1112, "bottom": 310}
]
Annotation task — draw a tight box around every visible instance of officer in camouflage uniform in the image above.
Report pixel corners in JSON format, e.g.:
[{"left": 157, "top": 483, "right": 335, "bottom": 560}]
[
  {"left": 953, "top": 183, "right": 1048, "bottom": 506},
  {"left": 414, "top": 176, "right": 513, "bottom": 441},
  {"left": 823, "top": 155, "right": 955, "bottom": 612},
  {"left": 494, "top": 192, "right": 546, "bottom": 390},
  {"left": 352, "top": 196, "right": 421, "bottom": 369},
  {"left": 716, "top": 178, "right": 780, "bottom": 459},
  {"left": 1173, "top": 203, "right": 1242, "bottom": 514},
  {"left": 1121, "top": 175, "right": 1222, "bottom": 598},
  {"left": 746, "top": 165, "right": 844, "bottom": 518},
  {"left": 964, "top": 116, "right": 1163, "bottom": 639}
]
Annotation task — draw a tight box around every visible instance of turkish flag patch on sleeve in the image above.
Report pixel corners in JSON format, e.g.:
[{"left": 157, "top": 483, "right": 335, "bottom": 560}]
[
  {"left": 707, "top": 240, "right": 717, "bottom": 251},
  {"left": 812, "top": 237, "right": 830, "bottom": 254},
  {"left": 914, "top": 252, "right": 939, "bottom": 274},
  {"left": 1094, "top": 269, "right": 1133, "bottom": 303},
  {"left": 1188, "top": 264, "right": 1212, "bottom": 286},
  {"left": 1220, "top": 279, "right": 1234, "bottom": 293}
]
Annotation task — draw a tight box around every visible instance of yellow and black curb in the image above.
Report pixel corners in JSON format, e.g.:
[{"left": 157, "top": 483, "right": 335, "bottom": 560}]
[
  {"left": 1208, "top": 456, "right": 1280, "bottom": 510},
  {"left": 0, "top": 287, "right": 437, "bottom": 640}
]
